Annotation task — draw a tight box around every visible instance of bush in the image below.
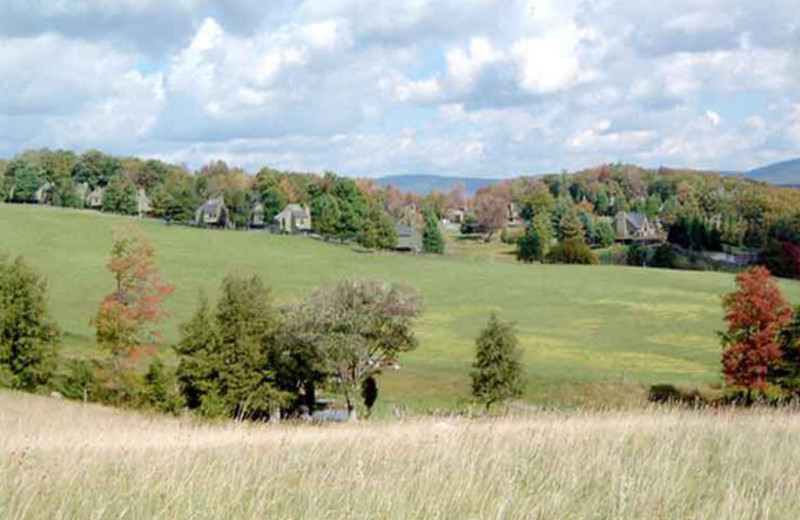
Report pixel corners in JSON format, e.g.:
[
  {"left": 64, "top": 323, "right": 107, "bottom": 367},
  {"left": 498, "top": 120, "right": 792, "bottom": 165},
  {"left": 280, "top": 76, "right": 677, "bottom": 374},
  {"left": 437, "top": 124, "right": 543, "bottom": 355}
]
[
  {"left": 648, "top": 384, "right": 704, "bottom": 405},
  {"left": 57, "top": 359, "right": 98, "bottom": 402},
  {"left": 626, "top": 244, "right": 650, "bottom": 266},
  {"left": 547, "top": 238, "right": 598, "bottom": 265},
  {"left": 500, "top": 227, "right": 523, "bottom": 245}
]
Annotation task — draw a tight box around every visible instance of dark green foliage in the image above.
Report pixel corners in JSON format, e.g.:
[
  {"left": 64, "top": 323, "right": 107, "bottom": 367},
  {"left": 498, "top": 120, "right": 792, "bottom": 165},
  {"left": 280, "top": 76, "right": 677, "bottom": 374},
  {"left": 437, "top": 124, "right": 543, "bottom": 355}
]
[
  {"left": 460, "top": 212, "right": 480, "bottom": 234},
  {"left": 52, "top": 176, "right": 81, "bottom": 208},
  {"left": 102, "top": 175, "right": 137, "bottom": 215},
  {"left": 57, "top": 359, "right": 98, "bottom": 401},
  {"left": 649, "top": 244, "right": 681, "bottom": 269},
  {"left": 311, "top": 192, "right": 342, "bottom": 237},
  {"left": 362, "top": 376, "right": 378, "bottom": 416},
  {"left": 516, "top": 222, "right": 542, "bottom": 263},
  {"left": 647, "top": 384, "right": 704, "bottom": 405},
  {"left": 0, "top": 255, "right": 60, "bottom": 390},
  {"left": 141, "top": 357, "right": 184, "bottom": 414},
  {"left": 547, "top": 237, "right": 598, "bottom": 265},
  {"left": 471, "top": 314, "right": 524, "bottom": 410},
  {"left": 770, "top": 306, "right": 800, "bottom": 396},
  {"left": 224, "top": 188, "right": 252, "bottom": 229},
  {"left": 7, "top": 156, "right": 45, "bottom": 202},
  {"left": 422, "top": 206, "right": 445, "bottom": 254},
  {"left": 150, "top": 174, "right": 200, "bottom": 224},
  {"left": 358, "top": 202, "right": 397, "bottom": 250},
  {"left": 175, "top": 277, "right": 289, "bottom": 420},
  {"left": 72, "top": 150, "right": 121, "bottom": 189},
  {"left": 626, "top": 244, "right": 650, "bottom": 266}
]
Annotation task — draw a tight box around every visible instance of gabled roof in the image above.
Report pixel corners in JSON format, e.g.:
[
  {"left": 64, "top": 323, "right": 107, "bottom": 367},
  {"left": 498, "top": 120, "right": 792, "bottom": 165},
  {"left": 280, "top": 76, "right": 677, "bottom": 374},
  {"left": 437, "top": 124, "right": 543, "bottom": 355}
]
[
  {"left": 199, "top": 196, "right": 226, "bottom": 212},
  {"left": 625, "top": 212, "right": 649, "bottom": 231}
]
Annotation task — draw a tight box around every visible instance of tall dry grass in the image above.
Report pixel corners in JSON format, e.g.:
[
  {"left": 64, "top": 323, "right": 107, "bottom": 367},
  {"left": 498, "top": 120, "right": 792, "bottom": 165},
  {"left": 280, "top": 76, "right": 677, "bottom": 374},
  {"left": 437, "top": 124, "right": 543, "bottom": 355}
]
[{"left": 2, "top": 391, "right": 800, "bottom": 519}]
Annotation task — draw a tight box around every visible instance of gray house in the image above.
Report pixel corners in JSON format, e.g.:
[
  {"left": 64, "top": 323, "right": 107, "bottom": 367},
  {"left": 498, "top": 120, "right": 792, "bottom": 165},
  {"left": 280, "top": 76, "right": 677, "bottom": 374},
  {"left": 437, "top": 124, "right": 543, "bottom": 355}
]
[
  {"left": 615, "top": 211, "right": 661, "bottom": 242},
  {"left": 251, "top": 202, "right": 266, "bottom": 228},
  {"left": 136, "top": 189, "right": 151, "bottom": 217},
  {"left": 274, "top": 204, "right": 312, "bottom": 233},
  {"left": 395, "top": 224, "right": 422, "bottom": 252},
  {"left": 86, "top": 187, "right": 105, "bottom": 209},
  {"left": 34, "top": 182, "right": 53, "bottom": 205},
  {"left": 195, "top": 196, "right": 230, "bottom": 228}
]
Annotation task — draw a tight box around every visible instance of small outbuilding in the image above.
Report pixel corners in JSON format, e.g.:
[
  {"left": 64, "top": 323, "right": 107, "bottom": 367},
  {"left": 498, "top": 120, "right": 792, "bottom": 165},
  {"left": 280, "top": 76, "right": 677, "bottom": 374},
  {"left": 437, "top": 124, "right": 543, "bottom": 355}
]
[
  {"left": 251, "top": 202, "right": 266, "bottom": 228},
  {"left": 195, "top": 196, "right": 230, "bottom": 228}
]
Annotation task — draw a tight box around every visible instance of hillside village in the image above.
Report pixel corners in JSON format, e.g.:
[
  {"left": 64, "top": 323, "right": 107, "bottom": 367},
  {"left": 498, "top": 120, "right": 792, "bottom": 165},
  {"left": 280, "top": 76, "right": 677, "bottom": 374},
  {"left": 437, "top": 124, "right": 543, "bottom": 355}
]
[{"left": 3, "top": 149, "right": 800, "bottom": 276}]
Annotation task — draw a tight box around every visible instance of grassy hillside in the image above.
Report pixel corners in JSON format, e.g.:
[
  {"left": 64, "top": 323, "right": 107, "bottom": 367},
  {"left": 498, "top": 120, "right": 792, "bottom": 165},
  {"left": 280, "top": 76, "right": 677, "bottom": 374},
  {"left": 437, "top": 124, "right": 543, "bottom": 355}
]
[
  {"left": 2, "top": 203, "right": 800, "bottom": 409},
  {"left": 3, "top": 391, "right": 800, "bottom": 519}
]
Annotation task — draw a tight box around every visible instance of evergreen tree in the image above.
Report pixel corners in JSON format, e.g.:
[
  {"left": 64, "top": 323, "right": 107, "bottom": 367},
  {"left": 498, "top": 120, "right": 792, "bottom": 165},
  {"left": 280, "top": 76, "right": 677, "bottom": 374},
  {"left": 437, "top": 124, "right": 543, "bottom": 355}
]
[
  {"left": 594, "top": 219, "right": 616, "bottom": 248},
  {"left": 517, "top": 222, "right": 542, "bottom": 263},
  {"left": 770, "top": 306, "right": 800, "bottom": 396},
  {"left": 422, "top": 206, "right": 445, "bottom": 254},
  {"left": 174, "top": 294, "right": 219, "bottom": 409},
  {"left": 471, "top": 314, "right": 524, "bottom": 410},
  {"left": 102, "top": 175, "right": 137, "bottom": 214},
  {"left": 558, "top": 210, "right": 584, "bottom": 240},
  {"left": 0, "top": 255, "right": 60, "bottom": 390}
]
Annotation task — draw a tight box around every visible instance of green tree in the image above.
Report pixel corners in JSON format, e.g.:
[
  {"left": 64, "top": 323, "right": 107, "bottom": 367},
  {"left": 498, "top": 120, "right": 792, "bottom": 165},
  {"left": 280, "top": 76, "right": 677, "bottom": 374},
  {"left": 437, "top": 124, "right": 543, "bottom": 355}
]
[
  {"left": 7, "top": 156, "right": 44, "bottom": 202},
  {"left": 770, "top": 306, "right": 800, "bottom": 396},
  {"left": 52, "top": 176, "right": 81, "bottom": 208},
  {"left": 297, "top": 280, "right": 420, "bottom": 420},
  {"left": 72, "top": 150, "right": 121, "bottom": 189},
  {"left": 422, "top": 206, "right": 445, "bottom": 254},
  {"left": 0, "top": 255, "right": 60, "bottom": 390},
  {"left": 547, "top": 237, "right": 598, "bottom": 265},
  {"left": 517, "top": 221, "right": 542, "bottom": 263},
  {"left": 594, "top": 219, "right": 616, "bottom": 248},
  {"left": 558, "top": 209, "right": 584, "bottom": 240},
  {"left": 174, "top": 294, "right": 219, "bottom": 409},
  {"left": 102, "top": 175, "right": 137, "bottom": 215},
  {"left": 471, "top": 314, "right": 524, "bottom": 411},
  {"left": 358, "top": 204, "right": 397, "bottom": 250}
]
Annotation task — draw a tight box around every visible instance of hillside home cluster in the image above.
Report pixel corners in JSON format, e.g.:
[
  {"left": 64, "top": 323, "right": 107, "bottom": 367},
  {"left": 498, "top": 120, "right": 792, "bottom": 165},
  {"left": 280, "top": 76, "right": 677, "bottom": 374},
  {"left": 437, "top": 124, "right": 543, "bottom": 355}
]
[
  {"left": 194, "top": 197, "right": 312, "bottom": 234},
  {"left": 34, "top": 182, "right": 151, "bottom": 217}
]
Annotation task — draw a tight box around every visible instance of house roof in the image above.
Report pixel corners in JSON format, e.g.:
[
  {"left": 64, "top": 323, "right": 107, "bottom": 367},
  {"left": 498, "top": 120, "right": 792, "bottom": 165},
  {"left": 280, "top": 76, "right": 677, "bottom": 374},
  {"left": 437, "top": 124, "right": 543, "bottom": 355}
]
[
  {"left": 200, "top": 196, "right": 226, "bottom": 212},
  {"left": 276, "top": 203, "right": 310, "bottom": 219},
  {"left": 625, "top": 212, "right": 648, "bottom": 231}
]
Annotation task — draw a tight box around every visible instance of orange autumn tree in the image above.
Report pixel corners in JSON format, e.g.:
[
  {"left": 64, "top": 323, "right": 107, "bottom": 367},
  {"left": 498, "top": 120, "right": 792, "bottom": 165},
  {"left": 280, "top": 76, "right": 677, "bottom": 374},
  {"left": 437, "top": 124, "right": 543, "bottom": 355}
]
[
  {"left": 93, "top": 228, "right": 174, "bottom": 372},
  {"left": 720, "top": 266, "right": 792, "bottom": 400}
]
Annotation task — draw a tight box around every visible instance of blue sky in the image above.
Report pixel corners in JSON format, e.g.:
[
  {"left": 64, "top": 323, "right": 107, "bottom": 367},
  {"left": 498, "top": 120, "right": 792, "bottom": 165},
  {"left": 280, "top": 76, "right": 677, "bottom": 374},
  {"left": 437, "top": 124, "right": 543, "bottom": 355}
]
[{"left": 0, "top": 0, "right": 798, "bottom": 177}]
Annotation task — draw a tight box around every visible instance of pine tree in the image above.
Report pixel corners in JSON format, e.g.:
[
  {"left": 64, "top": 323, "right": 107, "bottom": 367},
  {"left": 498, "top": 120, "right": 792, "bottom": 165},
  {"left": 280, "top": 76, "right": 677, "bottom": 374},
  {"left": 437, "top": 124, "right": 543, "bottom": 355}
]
[
  {"left": 422, "top": 207, "right": 445, "bottom": 254},
  {"left": 517, "top": 222, "right": 542, "bottom": 263},
  {"left": 471, "top": 314, "right": 524, "bottom": 410}
]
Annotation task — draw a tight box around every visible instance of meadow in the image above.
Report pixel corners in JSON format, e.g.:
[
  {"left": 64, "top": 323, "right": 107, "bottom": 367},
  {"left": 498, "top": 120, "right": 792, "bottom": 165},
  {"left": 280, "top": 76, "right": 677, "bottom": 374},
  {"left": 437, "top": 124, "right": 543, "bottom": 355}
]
[
  {"left": 2, "top": 203, "right": 800, "bottom": 410},
  {"left": 3, "top": 391, "right": 800, "bottom": 519}
]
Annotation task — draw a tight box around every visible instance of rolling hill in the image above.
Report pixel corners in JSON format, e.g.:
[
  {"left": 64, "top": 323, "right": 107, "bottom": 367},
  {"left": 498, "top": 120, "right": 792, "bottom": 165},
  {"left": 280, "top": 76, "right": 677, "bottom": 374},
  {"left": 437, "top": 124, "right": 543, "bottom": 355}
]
[
  {"left": 747, "top": 157, "right": 800, "bottom": 186},
  {"left": 2, "top": 203, "right": 800, "bottom": 410}
]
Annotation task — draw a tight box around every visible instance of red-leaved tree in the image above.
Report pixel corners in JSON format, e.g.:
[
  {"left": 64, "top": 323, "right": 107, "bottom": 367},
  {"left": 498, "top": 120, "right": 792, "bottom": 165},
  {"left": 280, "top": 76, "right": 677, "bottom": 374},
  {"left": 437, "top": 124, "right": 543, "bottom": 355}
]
[
  {"left": 721, "top": 266, "right": 791, "bottom": 399},
  {"left": 93, "top": 228, "right": 174, "bottom": 372}
]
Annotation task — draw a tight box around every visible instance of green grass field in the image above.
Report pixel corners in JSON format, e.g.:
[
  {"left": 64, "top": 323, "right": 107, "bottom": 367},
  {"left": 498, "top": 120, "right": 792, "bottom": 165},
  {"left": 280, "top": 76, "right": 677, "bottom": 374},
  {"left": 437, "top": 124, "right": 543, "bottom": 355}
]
[{"left": 2, "top": 203, "right": 799, "bottom": 410}]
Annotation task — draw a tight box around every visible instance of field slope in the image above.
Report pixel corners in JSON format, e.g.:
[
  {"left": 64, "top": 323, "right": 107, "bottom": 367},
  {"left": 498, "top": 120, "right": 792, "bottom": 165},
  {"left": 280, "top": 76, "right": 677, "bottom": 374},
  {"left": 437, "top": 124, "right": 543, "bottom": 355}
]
[
  {"left": 3, "top": 391, "right": 800, "bottom": 519},
  {"left": 2, "top": 204, "right": 799, "bottom": 408}
]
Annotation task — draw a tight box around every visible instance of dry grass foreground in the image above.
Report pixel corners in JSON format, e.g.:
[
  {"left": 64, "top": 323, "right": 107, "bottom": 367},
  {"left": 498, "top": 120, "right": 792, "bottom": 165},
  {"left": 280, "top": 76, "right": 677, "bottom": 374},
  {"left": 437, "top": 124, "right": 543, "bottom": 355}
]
[{"left": 2, "top": 392, "right": 800, "bottom": 519}]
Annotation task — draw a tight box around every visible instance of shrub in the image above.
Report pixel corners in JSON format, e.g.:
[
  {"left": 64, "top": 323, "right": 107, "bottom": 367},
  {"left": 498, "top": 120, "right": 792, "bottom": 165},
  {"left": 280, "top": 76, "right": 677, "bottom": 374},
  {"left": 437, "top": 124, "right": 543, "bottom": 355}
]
[
  {"left": 501, "top": 227, "right": 523, "bottom": 245},
  {"left": 471, "top": 314, "right": 524, "bottom": 410},
  {"left": 626, "top": 244, "right": 650, "bottom": 266},
  {"left": 547, "top": 238, "right": 598, "bottom": 265},
  {"left": 58, "top": 359, "right": 98, "bottom": 402}
]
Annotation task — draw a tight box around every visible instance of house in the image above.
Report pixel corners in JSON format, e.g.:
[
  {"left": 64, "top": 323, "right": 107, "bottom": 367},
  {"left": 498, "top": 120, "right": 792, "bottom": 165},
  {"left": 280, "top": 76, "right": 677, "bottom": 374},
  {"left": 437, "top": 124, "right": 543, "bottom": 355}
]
[
  {"left": 444, "top": 208, "right": 465, "bottom": 225},
  {"left": 34, "top": 182, "right": 53, "bottom": 205},
  {"left": 274, "top": 204, "right": 312, "bottom": 233},
  {"left": 251, "top": 202, "right": 265, "bottom": 228},
  {"left": 195, "top": 196, "right": 230, "bottom": 228},
  {"left": 614, "top": 211, "right": 661, "bottom": 242},
  {"left": 136, "top": 189, "right": 151, "bottom": 217},
  {"left": 86, "top": 187, "right": 105, "bottom": 209},
  {"left": 395, "top": 224, "right": 422, "bottom": 252}
]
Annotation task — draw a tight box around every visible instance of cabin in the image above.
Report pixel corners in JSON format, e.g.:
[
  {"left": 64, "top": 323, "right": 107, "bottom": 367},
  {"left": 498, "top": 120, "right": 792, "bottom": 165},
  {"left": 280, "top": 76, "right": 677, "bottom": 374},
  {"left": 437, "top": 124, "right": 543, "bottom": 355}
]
[
  {"left": 274, "top": 204, "right": 312, "bottom": 233},
  {"left": 615, "top": 211, "right": 661, "bottom": 243},
  {"left": 86, "top": 187, "right": 105, "bottom": 209},
  {"left": 251, "top": 202, "right": 266, "bottom": 228},
  {"left": 395, "top": 224, "right": 422, "bottom": 253},
  {"left": 34, "top": 182, "right": 53, "bottom": 205},
  {"left": 136, "top": 189, "right": 151, "bottom": 217},
  {"left": 195, "top": 196, "right": 230, "bottom": 228}
]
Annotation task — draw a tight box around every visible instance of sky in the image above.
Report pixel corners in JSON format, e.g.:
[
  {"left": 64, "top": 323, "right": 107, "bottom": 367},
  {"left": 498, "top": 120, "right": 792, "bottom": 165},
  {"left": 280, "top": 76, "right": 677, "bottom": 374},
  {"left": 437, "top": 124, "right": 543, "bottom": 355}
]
[{"left": 0, "top": 0, "right": 799, "bottom": 177}]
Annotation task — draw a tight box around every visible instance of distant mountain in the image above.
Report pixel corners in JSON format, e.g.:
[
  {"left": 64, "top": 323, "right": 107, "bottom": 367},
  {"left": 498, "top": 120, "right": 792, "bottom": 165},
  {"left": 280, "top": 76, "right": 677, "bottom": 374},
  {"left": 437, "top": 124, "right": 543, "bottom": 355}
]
[
  {"left": 747, "top": 158, "right": 800, "bottom": 186},
  {"left": 375, "top": 174, "right": 502, "bottom": 195}
]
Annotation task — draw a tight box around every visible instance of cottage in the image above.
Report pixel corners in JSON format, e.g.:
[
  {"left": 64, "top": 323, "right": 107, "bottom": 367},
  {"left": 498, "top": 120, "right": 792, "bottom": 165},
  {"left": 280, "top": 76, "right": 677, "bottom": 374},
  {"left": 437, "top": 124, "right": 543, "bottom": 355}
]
[
  {"left": 34, "top": 182, "right": 53, "bottom": 205},
  {"left": 395, "top": 224, "right": 422, "bottom": 253},
  {"left": 86, "top": 187, "right": 105, "bottom": 209},
  {"left": 195, "top": 196, "right": 230, "bottom": 228},
  {"left": 251, "top": 202, "right": 266, "bottom": 228},
  {"left": 615, "top": 211, "right": 660, "bottom": 242},
  {"left": 136, "top": 189, "right": 151, "bottom": 217},
  {"left": 274, "top": 204, "right": 312, "bottom": 233}
]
